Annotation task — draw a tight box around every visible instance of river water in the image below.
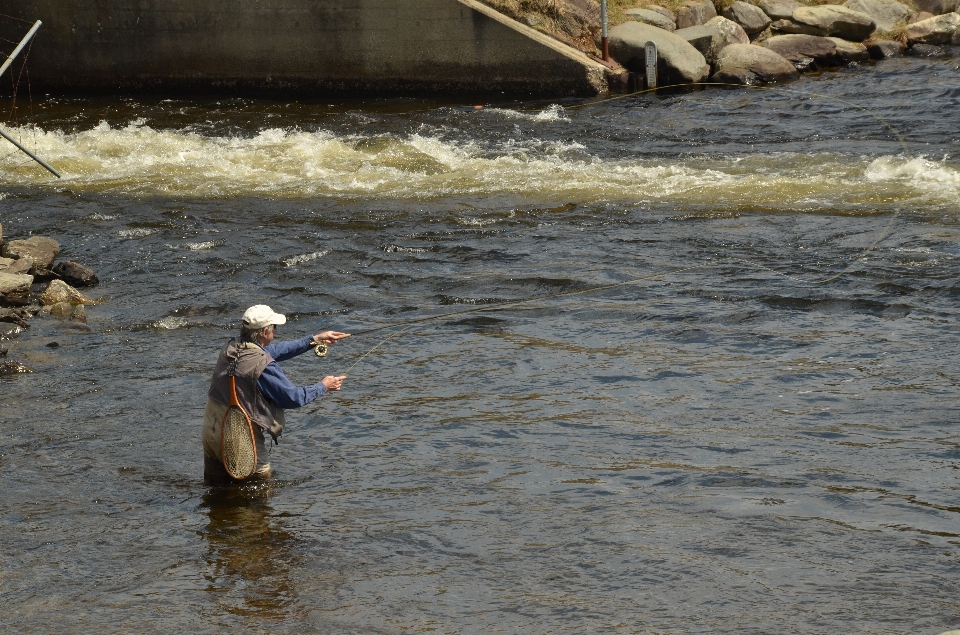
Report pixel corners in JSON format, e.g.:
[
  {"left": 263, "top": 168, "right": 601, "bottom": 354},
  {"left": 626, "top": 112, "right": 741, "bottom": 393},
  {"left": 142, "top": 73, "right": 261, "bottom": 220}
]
[{"left": 2, "top": 57, "right": 960, "bottom": 634}]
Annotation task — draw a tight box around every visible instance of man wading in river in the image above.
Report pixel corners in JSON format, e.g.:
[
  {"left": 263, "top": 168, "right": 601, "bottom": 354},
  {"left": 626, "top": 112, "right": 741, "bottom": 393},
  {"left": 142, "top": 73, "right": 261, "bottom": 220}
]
[{"left": 203, "top": 305, "right": 348, "bottom": 484}]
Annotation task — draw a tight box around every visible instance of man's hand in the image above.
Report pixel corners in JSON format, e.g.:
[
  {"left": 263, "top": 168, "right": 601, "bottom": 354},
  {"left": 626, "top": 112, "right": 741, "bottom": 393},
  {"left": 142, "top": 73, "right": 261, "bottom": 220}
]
[
  {"left": 313, "top": 331, "right": 350, "bottom": 346},
  {"left": 322, "top": 375, "right": 347, "bottom": 391}
]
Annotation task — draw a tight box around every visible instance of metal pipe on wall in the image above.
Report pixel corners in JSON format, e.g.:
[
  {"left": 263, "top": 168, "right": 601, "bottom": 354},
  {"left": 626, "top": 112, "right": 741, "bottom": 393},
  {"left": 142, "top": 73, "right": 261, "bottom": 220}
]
[
  {"left": 0, "top": 20, "right": 41, "bottom": 80},
  {"left": 600, "top": 0, "right": 609, "bottom": 61}
]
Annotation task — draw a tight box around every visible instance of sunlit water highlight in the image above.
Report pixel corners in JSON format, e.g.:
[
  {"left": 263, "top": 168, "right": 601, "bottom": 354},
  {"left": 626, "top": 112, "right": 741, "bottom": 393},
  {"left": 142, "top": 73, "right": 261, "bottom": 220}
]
[{"left": 2, "top": 57, "right": 960, "bottom": 635}]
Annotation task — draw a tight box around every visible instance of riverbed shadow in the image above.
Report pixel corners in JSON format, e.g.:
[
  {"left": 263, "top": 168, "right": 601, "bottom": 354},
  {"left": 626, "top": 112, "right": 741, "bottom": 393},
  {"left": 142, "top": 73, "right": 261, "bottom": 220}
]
[{"left": 199, "top": 486, "right": 299, "bottom": 623}]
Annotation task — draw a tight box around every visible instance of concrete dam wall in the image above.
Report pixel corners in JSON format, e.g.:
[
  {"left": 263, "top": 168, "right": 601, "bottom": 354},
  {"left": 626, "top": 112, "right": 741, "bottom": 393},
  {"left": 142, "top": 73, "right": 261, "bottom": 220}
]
[{"left": 0, "top": 0, "right": 610, "bottom": 96}]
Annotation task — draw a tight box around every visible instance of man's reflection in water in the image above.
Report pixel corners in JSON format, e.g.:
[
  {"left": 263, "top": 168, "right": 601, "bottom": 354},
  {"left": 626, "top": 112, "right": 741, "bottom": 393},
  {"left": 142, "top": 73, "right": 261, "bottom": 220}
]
[{"left": 200, "top": 485, "right": 298, "bottom": 621}]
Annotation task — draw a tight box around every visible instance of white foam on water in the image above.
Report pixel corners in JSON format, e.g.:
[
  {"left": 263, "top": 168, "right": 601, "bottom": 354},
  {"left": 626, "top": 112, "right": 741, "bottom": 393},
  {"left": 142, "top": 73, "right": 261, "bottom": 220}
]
[
  {"left": 864, "top": 156, "right": 960, "bottom": 195},
  {"left": 283, "top": 249, "right": 329, "bottom": 267},
  {"left": 117, "top": 228, "right": 155, "bottom": 237},
  {"left": 87, "top": 213, "right": 116, "bottom": 220},
  {"left": 185, "top": 240, "right": 221, "bottom": 250},
  {"left": 154, "top": 316, "right": 188, "bottom": 329},
  {"left": 485, "top": 104, "right": 570, "bottom": 122},
  {"left": 0, "top": 122, "right": 954, "bottom": 207}
]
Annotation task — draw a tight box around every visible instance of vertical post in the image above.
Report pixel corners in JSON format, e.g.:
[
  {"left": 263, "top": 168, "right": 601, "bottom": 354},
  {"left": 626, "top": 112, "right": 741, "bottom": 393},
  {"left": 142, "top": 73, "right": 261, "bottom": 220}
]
[
  {"left": 644, "top": 41, "right": 658, "bottom": 89},
  {"left": 600, "top": 0, "right": 609, "bottom": 62},
  {"left": 0, "top": 20, "right": 42, "bottom": 80}
]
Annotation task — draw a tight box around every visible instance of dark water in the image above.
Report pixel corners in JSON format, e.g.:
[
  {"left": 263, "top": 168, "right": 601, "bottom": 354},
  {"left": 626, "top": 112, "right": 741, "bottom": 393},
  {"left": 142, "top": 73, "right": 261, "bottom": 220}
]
[{"left": 2, "top": 57, "right": 960, "bottom": 634}]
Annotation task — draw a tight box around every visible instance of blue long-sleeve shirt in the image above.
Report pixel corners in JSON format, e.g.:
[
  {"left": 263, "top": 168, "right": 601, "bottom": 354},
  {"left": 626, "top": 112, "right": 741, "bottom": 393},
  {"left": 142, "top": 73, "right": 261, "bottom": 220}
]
[{"left": 256, "top": 335, "right": 327, "bottom": 408}]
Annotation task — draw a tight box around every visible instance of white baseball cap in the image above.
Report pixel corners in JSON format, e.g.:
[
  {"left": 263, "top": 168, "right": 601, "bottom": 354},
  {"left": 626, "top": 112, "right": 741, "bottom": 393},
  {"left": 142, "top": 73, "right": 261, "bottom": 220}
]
[{"left": 242, "top": 304, "right": 287, "bottom": 330}]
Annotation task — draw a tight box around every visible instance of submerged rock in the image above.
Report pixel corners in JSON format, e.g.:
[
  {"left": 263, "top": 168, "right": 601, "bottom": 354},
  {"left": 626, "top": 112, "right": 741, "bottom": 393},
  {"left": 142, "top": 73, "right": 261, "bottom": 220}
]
[
  {"left": 905, "top": 12, "right": 960, "bottom": 44},
  {"left": 793, "top": 5, "right": 877, "bottom": 40},
  {"left": 52, "top": 261, "right": 99, "bottom": 287},
  {"left": 711, "top": 43, "right": 800, "bottom": 84},
  {"left": 625, "top": 8, "right": 677, "bottom": 31},
  {"left": 843, "top": 0, "right": 909, "bottom": 31},
  {"left": 0, "top": 308, "right": 30, "bottom": 328},
  {"left": 609, "top": 21, "right": 710, "bottom": 83},
  {"left": 0, "top": 360, "right": 32, "bottom": 375},
  {"left": 1, "top": 236, "right": 60, "bottom": 271},
  {"left": 906, "top": 42, "right": 952, "bottom": 55},
  {"left": 867, "top": 38, "right": 907, "bottom": 57},
  {"left": 722, "top": 1, "right": 773, "bottom": 35},
  {"left": 677, "top": 0, "right": 717, "bottom": 28},
  {"left": 40, "top": 280, "right": 96, "bottom": 306}
]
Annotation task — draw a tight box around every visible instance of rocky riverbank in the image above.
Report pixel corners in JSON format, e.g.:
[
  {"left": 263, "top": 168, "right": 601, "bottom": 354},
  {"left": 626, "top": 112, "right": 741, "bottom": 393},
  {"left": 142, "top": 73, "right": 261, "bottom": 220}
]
[
  {"left": 0, "top": 223, "right": 100, "bottom": 375},
  {"left": 483, "top": 0, "right": 960, "bottom": 85}
]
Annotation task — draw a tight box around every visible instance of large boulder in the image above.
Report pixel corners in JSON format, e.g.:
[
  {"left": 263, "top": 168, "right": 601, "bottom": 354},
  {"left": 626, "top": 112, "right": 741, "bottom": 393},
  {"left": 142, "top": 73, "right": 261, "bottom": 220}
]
[
  {"left": 1, "top": 236, "right": 59, "bottom": 271},
  {"left": 625, "top": 8, "right": 677, "bottom": 31},
  {"left": 757, "top": 0, "right": 803, "bottom": 20},
  {"left": 39, "top": 280, "right": 96, "bottom": 306},
  {"left": 792, "top": 5, "right": 877, "bottom": 40},
  {"left": 677, "top": 0, "right": 718, "bottom": 28},
  {"left": 609, "top": 21, "right": 711, "bottom": 83},
  {"left": 52, "top": 261, "right": 99, "bottom": 287},
  {"left": 711, "top": 43, "right": 800, "bottom": 84},
  {"left": 0, "top": 273, "right": 33, "bottom": 298},
  {"left": 843, "top": 0, "right": 909, "bottom": 31},
  {"left": 722, "top": 1, "right": 773, "bottom": 34},
  {"left": 675, "top": 24, "right": 732, "bottom": 64},
  {"left": 826, "top": 36, "right": 870, "bottom": 61},
  {"left": 770, "top": 18, "right": 829, "bottom": 35},
  {"left": 904, "top": 12, "right": 960, "bottom": 44},
  {"left": 867, "top": 39, "right": 907, "bottom": 57},
  {"left": 761, "top": 34, "right": 841, "bottom": 69},
  {"left": 5, "top": 256, "right": 34, "bottom": 276},
  {"left": 912, "top": 0, "right": 959, "bottom": 14},
  {"left": 705, "top": 16, "right": 752, "bottom": 44}
]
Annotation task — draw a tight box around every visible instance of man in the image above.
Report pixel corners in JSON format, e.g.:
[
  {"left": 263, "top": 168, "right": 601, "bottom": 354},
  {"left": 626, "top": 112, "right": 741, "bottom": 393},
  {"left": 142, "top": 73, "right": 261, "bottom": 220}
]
[{"left": 203, "top": 304, "right": 349, "bottom": 484}]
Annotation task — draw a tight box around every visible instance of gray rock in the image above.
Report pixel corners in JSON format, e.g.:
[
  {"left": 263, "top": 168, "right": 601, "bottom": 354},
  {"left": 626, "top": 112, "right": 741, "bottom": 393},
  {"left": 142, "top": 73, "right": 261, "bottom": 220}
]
[
  {"left": 0, "top": 273, "right": 33, "bottom": 298},
  {"left": 771, "top": 18, "right": 830, "bottom": 35},
  {"left": 843, "top": 0, "right": 909, "bottom": 31},
  {"left": 625, "top": 8, "right": 678, "bottom": 31},
  {"left": 609, "top": 21, "right": 710, "bottom": 83},
  {"left": 793, "top": 5, "right": 877, "bottom": 40},
  {"left": 867, "top": 38, "right": 907, "bottom": 57},
  {"left": 705, "top": 16, "right": 752, "bottom": 44},
  {"left": 0, "top": 222, "right": 3, "bottom": 247},
  {"left": 912, "top": 0, "right": 959, "bottom": 15},
  {"left": 756, "top": 0, "right": 803, "bottom": 20},
  {"left": 49, "top": 302, "right": 74, "bottom": 318},
  {"left": 761, "top": 34, "right": 841, "bottom": 68},
  {"left": 677, "top": 0, "right": 718, "bottom": 28},
  {"left": 0, "top": 257, "right": 14, "bottom": 271},
  {"left": 826, "top": 36, "right": 871, "bottom": 62},
  {"left": 6, "top": 256, "right": 34, "bottom": 276},
  {"left": 711, "top": 43, "right": 801, "bottom": 84},
  {"left": 907, "top": 11, "right": 936, "bottom": 23},
  {"left": 905, "top": 12, "right": 960, "bottom": 44},
  {"left": 675, "top": 24, "right": 728, "bottom": 64},
  {"left": 52, "top": 261, "right": 99, "bottom": 287},
  {"left": 722, "top": 1, "right": 773, "bottom": 34},
  {"left": 644, "top": 5, "right": 677, "bottom": 20},
  {"left": 0, "top": 236, "right": 60, "bottom": 270}
]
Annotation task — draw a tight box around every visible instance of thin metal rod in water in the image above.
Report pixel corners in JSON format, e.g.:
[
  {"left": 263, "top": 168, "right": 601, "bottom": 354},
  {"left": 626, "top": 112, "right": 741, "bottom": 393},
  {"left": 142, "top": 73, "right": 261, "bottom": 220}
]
[
  {"left": 0, "top": 127, "right": 61, "bottom": 178},
  {"left": 0, "top": 20, "right": 41, "bottom": 80}
]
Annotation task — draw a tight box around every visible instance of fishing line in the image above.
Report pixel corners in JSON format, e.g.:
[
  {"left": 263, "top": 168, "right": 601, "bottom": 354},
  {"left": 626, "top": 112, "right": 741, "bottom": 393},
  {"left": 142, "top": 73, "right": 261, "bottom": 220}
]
[{"left": 328, "top": 80, "right": 913, "bottom": 379}]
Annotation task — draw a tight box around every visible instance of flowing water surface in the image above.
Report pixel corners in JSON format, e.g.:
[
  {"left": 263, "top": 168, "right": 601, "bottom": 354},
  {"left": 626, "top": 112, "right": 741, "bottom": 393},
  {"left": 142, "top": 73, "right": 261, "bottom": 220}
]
[{"left": 2, "top": 57, "right": 960, "bottom": 634}]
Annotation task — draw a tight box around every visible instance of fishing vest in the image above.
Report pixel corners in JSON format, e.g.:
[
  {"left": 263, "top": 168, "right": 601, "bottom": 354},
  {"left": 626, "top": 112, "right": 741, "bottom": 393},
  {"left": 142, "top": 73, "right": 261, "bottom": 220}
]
[{"left": 208, "top": 339, "right": 285, "bottom": 442}]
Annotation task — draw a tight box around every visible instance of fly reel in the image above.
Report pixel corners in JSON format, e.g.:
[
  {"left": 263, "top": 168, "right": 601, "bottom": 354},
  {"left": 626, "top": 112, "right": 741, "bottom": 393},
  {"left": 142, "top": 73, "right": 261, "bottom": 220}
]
[{"left": 310, "top": 341, "right": 328, "bottom": 357}]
